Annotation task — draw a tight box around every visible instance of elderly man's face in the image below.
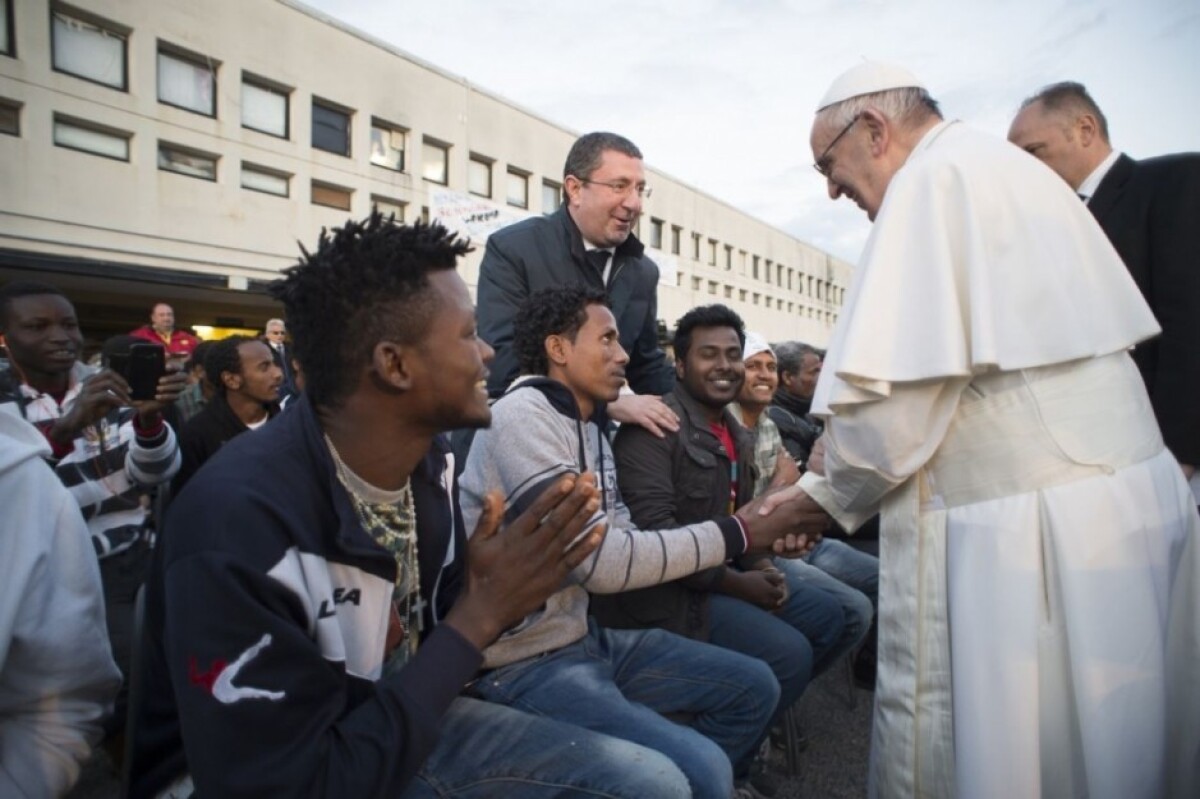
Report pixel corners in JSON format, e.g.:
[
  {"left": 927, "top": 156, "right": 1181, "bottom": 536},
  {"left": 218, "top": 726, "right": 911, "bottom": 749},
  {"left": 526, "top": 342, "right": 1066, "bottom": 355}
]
[
  {"left": 809, "top": 114, "right": 889, "bottom": 221},
  {"left": 565, "top": 149, "right": 645, "bottom": 249},
  {"left": 1007, "top": 102, "right": 1090, "bottom": 190},
  {"left": 265, "top": 321, "right": 286, "bottom": 343}
]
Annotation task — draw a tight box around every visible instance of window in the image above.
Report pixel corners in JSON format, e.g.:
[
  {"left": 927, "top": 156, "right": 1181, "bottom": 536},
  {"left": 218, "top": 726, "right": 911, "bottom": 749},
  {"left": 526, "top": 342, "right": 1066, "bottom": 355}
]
[
  {"left": 506, "top": 168, "right": 529, "bottom": 209},
  {"left": 707, "top": 239, "right": 717, "bottom": 266},
  {"left": 0, "top": 98, "right": 18, "bottom": 136},
  {"left": 468, "top": 155, "right": 492, "bottom": 197},
  {"left": 764, "top": 259, "right": 773, "bottom": 283},
  {"left": 312, "top": 99, "right": 350, "bottom": 156},
  {"left": 372, "top": 196, "right": 405, "bottom": 222},
  {"left": 648, "top": 218, "right": 663, "bottom": 249},
  {"left": 707, "top": 281, "right": 718, "bottom": 296},
  {"left": 158, "top": 142, "right": 216, "bottom": 181},
  {"left": 242, "top": 76, "right": 288, "bottom": 138},
  {"left": 158, "top": 46, "right": 216, "bottom": 117},
  {"left": 739, "top": 289, "right": 747, "bottom": 302},
  {"left": 369, "top": 120, "right": 405, "bottom": 171},
  {"left": 53, "top": 115, "right": 129, "bottom": 161},
  {"left": 691, "top": 277, "right": 702, "bottom": 291},
  {"left": 2, "top": 0, "right": 13, "bottom": 56},
  {"left": 422, "top": 139, "right": 449, "bottom": 184},
  {"left": 724, "top": 286, "right": 733, "bottom": 299},
  {"left": 691, "top": 232, "right": 701, "bottom": 260},
  {"left": 752, "top": 255, "right": 760, "bottom": 280},
  {"left": 671, "top": 225, "right": 682, "bottom": 255},
  {"left": 724, "top": 245, "right": 733, "bottom": 271},
  {"left": 753, "top": 293, "right": 761, "bottom": 306},
  {"left": 51, "top": 8, "right": 127, "bottom": 90},
  {"left": 542, "top": 180, "right": 561, "bottom": 215},
  {"left": 241, "top": 163, "right": 289, "bottom": 197},
  {"left": 311, "top": 181, "right": 352, "bottom": 211}
]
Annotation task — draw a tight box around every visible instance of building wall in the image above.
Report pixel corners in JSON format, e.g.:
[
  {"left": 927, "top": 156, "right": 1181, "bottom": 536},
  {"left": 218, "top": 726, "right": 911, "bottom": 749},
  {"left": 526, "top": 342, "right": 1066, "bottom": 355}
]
[{"left": 0, "top": 0, "right": 850, "bottom": 344}]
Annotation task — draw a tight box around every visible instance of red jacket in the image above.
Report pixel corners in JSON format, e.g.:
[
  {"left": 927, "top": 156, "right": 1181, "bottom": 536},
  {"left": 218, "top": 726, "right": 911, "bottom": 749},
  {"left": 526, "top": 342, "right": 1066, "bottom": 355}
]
[{"left": 129, "top": 326, "right": 200, "bottom": 357}]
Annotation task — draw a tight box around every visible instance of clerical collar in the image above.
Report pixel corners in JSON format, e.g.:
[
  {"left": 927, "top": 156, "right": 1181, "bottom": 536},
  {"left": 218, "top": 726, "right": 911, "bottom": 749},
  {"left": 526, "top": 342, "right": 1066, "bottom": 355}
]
[{"left": 1076, "top": 150, "right": 1121, "bottom": 204}]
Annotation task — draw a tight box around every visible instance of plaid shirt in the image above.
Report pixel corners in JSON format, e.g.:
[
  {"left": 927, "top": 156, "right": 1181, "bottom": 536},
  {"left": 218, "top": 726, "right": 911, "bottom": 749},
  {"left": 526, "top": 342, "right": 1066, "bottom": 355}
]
[{"left": 730, "top": 403, "right": 783, "bottom": 496}]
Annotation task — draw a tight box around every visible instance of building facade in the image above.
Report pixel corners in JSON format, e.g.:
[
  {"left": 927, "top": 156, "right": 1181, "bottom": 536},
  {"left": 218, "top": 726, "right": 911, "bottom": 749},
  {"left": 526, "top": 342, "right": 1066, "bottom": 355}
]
[{"left": 0, "top": 0, "right": 849, "bottom": 347}]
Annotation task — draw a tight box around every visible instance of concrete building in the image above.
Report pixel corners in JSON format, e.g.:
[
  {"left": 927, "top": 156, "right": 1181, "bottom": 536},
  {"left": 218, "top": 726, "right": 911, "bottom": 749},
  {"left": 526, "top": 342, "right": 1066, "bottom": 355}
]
[{"left": 0, "top": 0, "right": 850, "bottom": 349}]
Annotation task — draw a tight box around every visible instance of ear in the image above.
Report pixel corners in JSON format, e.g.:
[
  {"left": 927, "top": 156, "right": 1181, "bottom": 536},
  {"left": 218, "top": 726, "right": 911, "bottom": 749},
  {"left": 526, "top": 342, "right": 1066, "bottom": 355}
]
[
  {"left": 780, "top": 370, "right": 796, "bottom": 389},
  {"left": 545, "top": 334, "right": 570, "bottom": 368},
  {"left": 371, "top": 340, "right": 414, "bottom": 393},
  {"left": 675, "top": 358, "right": 685, "bottom": 381},
  {"left": 222, "top": 371, "right": 242, "bottom": 391},
  {"left": 563, "top": 175, "right": 584, "bottom": 207},
  {"left": 860, "top": 108, "right": 890, "bottom": 156},
  {"left": 1076, "top": 113, "right": 1100, "bottom": 147}
]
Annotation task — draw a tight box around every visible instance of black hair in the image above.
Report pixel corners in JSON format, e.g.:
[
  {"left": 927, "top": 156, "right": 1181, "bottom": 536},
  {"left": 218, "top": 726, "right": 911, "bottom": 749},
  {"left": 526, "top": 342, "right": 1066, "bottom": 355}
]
[
  {"left": 673, "top": 304, "right": 745, "bottom": 363},
  {"left": 1020, "top": 81, "right": 1110, "bottom": 142},
  {"left": 514, "top": 285, "right": 609, "bottom": 377},
  {"left": 267, "top": 212, "right": 471, "bottom": 408},
  {"left": 563, "top": 132, "right": 643, "bottom": 181},
  {"left": 773, "top": 340, "right": 822, "bottom": 377},
  {"left": 0, "top": 280, "right": 69, "bottom": 331},
  {"left": 203, "top": 335, "right": 253, "bottom": 396},
  {"left": 185, "top": 340, "right": 214, "bottom": 374}
]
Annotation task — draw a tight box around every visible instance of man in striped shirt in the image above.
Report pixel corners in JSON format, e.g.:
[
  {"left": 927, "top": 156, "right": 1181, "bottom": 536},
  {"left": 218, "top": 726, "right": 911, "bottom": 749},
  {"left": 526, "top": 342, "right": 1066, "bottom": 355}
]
[{"left": 0, "top": 280, "right": 185, "bottom": 732}]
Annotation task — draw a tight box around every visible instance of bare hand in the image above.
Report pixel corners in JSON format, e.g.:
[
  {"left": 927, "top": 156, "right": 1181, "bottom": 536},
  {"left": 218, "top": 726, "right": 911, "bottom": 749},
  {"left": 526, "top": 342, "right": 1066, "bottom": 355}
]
[
  {"left": 608, "top": 393, "right": 680, "bottom": 438},
  {"left": 50, "top": 369, "right": 130, "bottom": 443},
  {"left": 808, "top": 436, "right": 827, "bottom": 477},
  {"left": 736, "top": 484, "right": 829, "bottom": 552},
  {"left": 721, "top": 566, "right": 787, "bottom": 611},
  {"left": 768, "top": 446, "right": 801, "bottom": 489},
  {"left": 448, "top": 474, "right": 606, "bottom": 650}
]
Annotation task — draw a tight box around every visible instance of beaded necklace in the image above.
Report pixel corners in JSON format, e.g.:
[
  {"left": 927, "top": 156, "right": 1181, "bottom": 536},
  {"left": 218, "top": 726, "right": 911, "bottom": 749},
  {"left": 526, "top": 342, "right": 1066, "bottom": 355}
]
[{"left": 325, "top": 435, "right": 422, "bottom": 673}]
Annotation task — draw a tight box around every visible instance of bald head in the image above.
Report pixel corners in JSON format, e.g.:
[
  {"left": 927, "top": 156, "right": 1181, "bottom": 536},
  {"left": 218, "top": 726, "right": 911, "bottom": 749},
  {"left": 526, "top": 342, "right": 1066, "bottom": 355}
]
[{"left": 1008, "top": 82, "right": 1113, "bottom": 190}]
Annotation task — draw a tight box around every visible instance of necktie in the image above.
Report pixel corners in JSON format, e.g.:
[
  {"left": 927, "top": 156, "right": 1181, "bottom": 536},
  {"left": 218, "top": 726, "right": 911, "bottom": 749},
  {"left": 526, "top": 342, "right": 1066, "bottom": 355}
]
[{"left": 586, "top": 249, "right": 610, "bottom": 283}]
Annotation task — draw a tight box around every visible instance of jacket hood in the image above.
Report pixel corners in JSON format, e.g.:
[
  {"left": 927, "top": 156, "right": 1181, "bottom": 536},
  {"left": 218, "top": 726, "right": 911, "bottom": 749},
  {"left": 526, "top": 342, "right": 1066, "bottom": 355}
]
[
  {"left": 506, "top": 374, "right": 610, "bottom": 428},
  {"left": 0, "top": 405, "right": 51, "bottom": 475}
]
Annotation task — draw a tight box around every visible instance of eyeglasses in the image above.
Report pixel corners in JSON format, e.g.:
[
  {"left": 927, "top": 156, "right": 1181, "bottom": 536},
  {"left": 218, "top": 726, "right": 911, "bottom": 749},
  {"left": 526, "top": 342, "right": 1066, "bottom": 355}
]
[
  {"left": 813, "top": 115, "right": 860, "bottom": 178},
  {"left": 578, "top": 178, "right": 652, "bottom": 199}
]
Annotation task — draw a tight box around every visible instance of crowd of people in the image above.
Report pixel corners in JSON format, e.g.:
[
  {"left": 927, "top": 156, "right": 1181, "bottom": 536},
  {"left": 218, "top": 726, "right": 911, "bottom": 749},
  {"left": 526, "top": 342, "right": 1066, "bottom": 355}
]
[{"left": 0, "top": 61, "right": 1196, "bottom": 799}]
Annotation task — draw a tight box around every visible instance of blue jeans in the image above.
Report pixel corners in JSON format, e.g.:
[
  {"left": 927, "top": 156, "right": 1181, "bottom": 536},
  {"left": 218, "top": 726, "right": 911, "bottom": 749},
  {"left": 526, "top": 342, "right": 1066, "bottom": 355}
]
[
  {"left": 403, "top": 696, "right": 690, "bottom": 798},
  {"left": 470, "top": 622, "right": 778, "bottom": 799},
  {"left": 708, "top": 572, "right": 844, "bottom": 729},
  {"left": 774, "top": 539, "right": 878, "bottom": 668}
]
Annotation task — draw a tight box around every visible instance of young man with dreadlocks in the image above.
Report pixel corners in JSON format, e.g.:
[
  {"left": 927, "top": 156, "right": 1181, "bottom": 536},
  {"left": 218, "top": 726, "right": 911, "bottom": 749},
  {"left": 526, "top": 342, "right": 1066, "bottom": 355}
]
[{"left": 130, "top": 215, "right": 699, "bottom": 798}]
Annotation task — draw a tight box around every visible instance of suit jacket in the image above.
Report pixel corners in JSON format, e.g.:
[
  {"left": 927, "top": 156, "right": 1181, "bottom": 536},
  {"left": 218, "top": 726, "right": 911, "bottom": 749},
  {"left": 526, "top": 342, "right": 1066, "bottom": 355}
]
[{"left": 1089, "top": 152, "right": 1200, "bottom": 464}]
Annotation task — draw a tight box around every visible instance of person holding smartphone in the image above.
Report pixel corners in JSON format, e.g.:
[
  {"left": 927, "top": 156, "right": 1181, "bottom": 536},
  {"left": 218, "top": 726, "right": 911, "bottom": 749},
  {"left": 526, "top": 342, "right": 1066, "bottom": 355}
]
[{"left": 0, "top": 281, "right": 187, "bottom": 736}]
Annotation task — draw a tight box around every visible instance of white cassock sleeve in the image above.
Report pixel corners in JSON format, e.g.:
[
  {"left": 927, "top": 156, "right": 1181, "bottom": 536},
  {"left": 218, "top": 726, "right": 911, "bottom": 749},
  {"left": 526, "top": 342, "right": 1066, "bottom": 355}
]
[{"left": 798, "top": 376, "right": 971, "bottom": 533}]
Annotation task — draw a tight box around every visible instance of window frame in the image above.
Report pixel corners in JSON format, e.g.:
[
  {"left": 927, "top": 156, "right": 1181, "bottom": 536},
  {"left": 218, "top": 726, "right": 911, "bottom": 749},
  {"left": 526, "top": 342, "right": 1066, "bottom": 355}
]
[
  {"left": 506, "top": 167, "right": 529, "bottom": 209},
  {"left": 50, "top": 6, "right": 129, "bottom": 91},
  {"left": 541, "top": 179, "right": 562, "bottom": 215},
  {"left": 157, "top": 141, "right": 218, "bottom": 181},
  {"left": 311, "top": 180, "right": 353, "bottom": 211},
  {"left": 468, "top": 154, "right": 492, "bottom": 198},
  {"left": 156, "top": 44, "right": 217, "bottom": 118},
  {"left": 311, "top": 97, "right": 352, "bottom": 157},
  {"left": 371, "top": 195, "right": 406, "bottom": 222},
  {"left": 52, "top": 114, "right": 130, "bottom": 161},
  {"left": 421, "top": 138, "right": 450, "bottom": 186},
  {"left": 648, "top": 218, "right": 663, "bottom": 250},
  {"left": 241, "top": 162, "right": 290, "bottom": 197},
  {"left": 1, "top": 0, "right": 15, "bottom": 57},
  {"left": 241, "top": 73, "right": 290, "bottom": 139},
  {"left": 0, "top": 97, "right": 19, "bottom": 136},
  {"left": 369, "top": 118, "right": 406, "bottom": 172}
]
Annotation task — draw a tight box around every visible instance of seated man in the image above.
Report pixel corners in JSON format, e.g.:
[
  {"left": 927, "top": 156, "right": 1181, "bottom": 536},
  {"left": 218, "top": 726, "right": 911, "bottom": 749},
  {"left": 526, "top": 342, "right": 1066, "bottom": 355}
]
[
  {"left": 733, "top": 332, "right": 878, "bottom": 686},
  {"left": 766, "top": 341, "right": 824, "bottom": 466},
  {"left": 130, "top": 215, "right": 698, "bottom": 798},
  {"left": 173, "top": 335, "right": 282, "bottom": 493},
  {"left": 0, "top": 281, "right": 185, "bottom": 732},
  {"left": 595, "top": 306, "right": 853, "bottom": 731},
  {"left": 460, "top": 285, "right": 830, "bottom": 798},
  {"left": 0, "top": 408, "right": 121, "bottom": 797}
]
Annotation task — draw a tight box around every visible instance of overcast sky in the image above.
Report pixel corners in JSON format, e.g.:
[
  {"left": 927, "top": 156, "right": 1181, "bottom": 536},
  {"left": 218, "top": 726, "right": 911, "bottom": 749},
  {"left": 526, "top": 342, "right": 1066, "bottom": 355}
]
[{"left": 302, "top": 0, "right": 1199, "bottom": 262}]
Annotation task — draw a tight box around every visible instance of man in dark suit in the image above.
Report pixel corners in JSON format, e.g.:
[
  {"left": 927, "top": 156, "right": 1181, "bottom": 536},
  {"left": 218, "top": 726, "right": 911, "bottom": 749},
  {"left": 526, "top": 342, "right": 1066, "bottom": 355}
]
[
  {"left": 263, "top": 317, "right": 299, "bottom": 402},
  {"left": 1009, "top": 81, "right": 1200, "bottom": 488}
]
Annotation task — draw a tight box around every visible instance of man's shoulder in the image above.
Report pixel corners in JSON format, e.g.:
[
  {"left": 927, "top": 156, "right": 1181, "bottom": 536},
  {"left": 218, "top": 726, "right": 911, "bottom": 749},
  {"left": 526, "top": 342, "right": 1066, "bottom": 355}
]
[
  {"left": 1130, "top": 152, "right": 1200, "bottom": 188},
  {"left": 486, "top": 212, "right": 563, "bottom": 249}
]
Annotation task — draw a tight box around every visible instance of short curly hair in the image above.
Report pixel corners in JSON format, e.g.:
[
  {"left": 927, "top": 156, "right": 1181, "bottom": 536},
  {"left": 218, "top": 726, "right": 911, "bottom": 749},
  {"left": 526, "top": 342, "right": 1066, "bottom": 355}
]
[
  {"left": 673, "top": 304, "right": 746, "bottom": 363},
  {"left": 267, "top": 213, "right": 471, "bottom": 408},
  {"left": 203, "top": 335, "right": 253, "bottom": 395},
  {"left": 513, "top": 285, "right": 609, "bottom": 377}
]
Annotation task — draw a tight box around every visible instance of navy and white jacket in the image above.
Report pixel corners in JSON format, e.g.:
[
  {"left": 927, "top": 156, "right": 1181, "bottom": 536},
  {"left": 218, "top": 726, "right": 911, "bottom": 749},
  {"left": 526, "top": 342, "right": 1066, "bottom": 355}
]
[{"left": 130, "top": 395, "right": 476, "bottom": 798}]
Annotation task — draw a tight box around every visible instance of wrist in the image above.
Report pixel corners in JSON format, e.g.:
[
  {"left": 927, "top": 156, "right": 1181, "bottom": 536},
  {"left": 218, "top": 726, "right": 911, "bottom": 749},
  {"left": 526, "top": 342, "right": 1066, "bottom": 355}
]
[{"left": 443, "top": 598, "right": 503, "bottom": 653}]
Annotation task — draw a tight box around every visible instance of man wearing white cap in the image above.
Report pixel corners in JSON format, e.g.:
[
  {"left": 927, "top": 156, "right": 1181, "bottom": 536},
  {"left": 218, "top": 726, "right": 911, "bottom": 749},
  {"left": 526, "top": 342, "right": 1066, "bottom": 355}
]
[{"left": 762, "top": 61, "right": 1200, "bottom": 798}]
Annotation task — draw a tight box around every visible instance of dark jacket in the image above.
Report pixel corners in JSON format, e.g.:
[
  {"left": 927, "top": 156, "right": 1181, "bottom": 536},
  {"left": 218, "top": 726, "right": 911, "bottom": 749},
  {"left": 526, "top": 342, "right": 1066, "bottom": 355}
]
[
  {"left": 766, "top": 389, "right": 823, "bottom": 465},
  {"left": 130, "top": 396, "right": 476, "bottom": 798},
  {"left": 477, "top": 206, "right": 674, "bottom": 398},
  {"left": 593, "top": 384, "right": 756, "bottom": 640},
  {"left": 1088, "top": 152, "right": 1200, "bottom": 464},
  {"left": 173, "top": 393, "right": 279, "bottom": 495}
]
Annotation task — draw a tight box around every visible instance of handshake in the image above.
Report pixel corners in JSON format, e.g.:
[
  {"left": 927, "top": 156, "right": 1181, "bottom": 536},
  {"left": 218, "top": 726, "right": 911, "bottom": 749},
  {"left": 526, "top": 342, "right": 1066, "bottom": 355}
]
[{"left": 735, "top": 483, "right": 830, "bottom": 557}]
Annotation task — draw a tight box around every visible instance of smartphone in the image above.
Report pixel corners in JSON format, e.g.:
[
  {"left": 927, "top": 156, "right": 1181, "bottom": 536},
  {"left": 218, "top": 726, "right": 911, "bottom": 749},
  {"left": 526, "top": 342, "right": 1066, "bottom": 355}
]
[{"left": 123, "top": 343, "right": 166, "bottom": 401}]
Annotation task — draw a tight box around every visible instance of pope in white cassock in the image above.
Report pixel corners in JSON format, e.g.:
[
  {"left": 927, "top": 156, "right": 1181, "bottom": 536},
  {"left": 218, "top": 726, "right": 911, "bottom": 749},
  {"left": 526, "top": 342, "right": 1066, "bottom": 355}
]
[{"left": 768, "top": 62, "right": 1200, "bottom": 799}]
